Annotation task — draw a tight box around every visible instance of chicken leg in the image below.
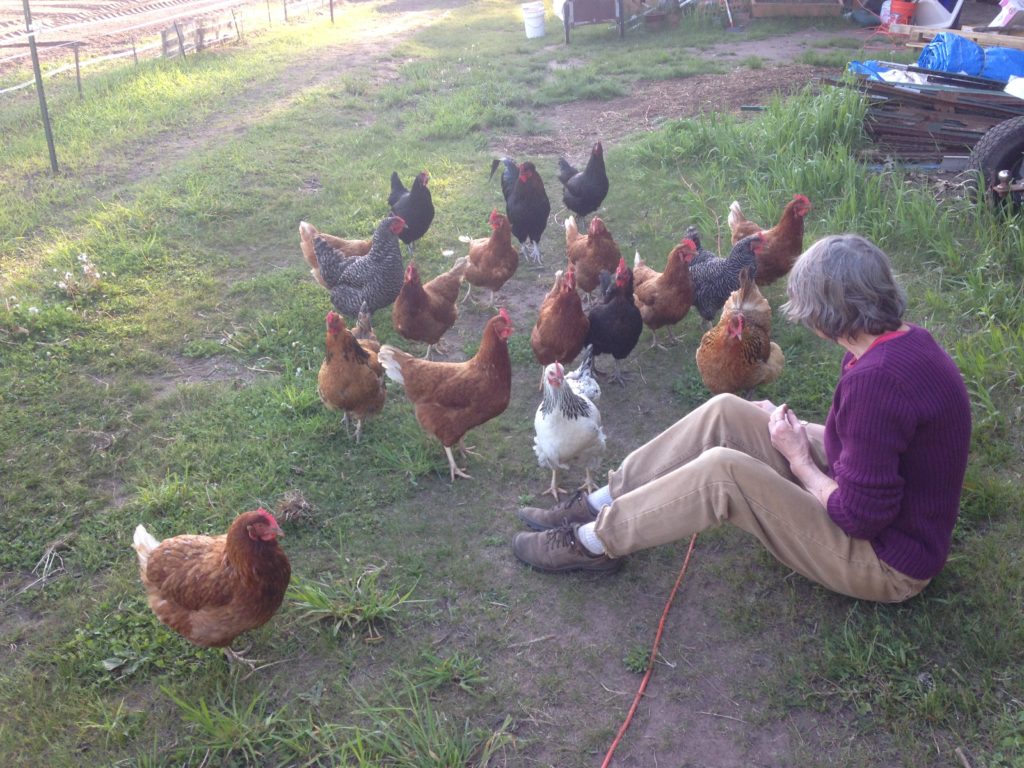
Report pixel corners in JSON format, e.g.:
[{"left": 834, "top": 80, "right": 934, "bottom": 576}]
[
  {"left": 546, "top": 468, "right": 568, "bottom": 500},
  {"left": 444, "top": 445, "right": 472, "bottom": 481}
]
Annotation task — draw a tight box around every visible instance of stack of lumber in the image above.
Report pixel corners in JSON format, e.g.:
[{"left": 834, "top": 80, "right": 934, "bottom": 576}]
[{"left": 824, "top": 66, "right": 1024, "bottom": 161}]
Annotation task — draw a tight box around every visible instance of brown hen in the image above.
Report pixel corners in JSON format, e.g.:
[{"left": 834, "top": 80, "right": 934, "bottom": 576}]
[
  {"left": 132, "top": 509, "right": 291, "bottom": 663},
  {"left": 727, "top": 194, "right": 812, "bottom": 286},
  {"left": 565, "top": 215, "right": 621, "bottom": 298},
  {"left": 392, "top": 258, "right": 468, "bottom": 358},
  {"left": 318, "top": 311, "right": 386, "bottom": 442},
  {"left": 632, "top": 238, "right": 697, "bottom": 348},
  {"left": 695, "top": 269, "right": 784, "bottom": 396},
  {"left": 463, "top": 209, "right": 519, "bottom": 306},
  {"left": 530, "top": 267, "right": 589, "bottom": 368}
]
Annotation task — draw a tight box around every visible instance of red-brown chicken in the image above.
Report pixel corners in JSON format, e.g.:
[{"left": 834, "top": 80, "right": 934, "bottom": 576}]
[
  {"left": 132, "top": 509, "right": 291, "bottom": 662},
  {"left": 318, "top": 311, "right": 386, "bottom": 442},
  {"left": 378, "top": 309, "right": 514, "bottom": 481},
  {"left": 298, "top": 221, "right": 371, "bottom": 288},
  {"left": 463, "top": 209, "right": 518, "bottom": 306},
  {"left": 695, "top": 268, "right": 784, "bottom": 396},
  {"left": 392, "top": 257, "right": 468, "bottom": 358},
  {"left": 565, "top": 215, "right": 621, "bottom": 298},
  {"left": 530, "top": 267, "right": 589, "bottom": 367},
  {"left": 632, "top": 238, "right": 697, "bottom": 348},
  {"left": 727, "top": 194, "right": 812, "bottom": 286}
]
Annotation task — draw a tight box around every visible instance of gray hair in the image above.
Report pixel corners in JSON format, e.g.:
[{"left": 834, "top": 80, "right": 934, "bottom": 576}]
[{"left": 782, "top": 234, "right": 906, "bottom": 340}]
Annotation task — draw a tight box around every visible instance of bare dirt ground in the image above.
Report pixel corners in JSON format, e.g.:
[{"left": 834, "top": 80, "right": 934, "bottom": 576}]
[{"left": 4, "top": 2, "right": 914, "bottom": 765}]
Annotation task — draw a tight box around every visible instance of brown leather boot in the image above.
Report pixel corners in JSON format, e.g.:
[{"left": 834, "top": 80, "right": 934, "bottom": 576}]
[
  {"left": 517, "top": 490, "right": 599, "bottom": 531},
  {"left": 512, "top": 524, "right": 622, "bottom": 574}
]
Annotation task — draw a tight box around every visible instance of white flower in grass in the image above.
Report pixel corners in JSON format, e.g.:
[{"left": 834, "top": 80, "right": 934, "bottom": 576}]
[{"left": 28, "top": 306, "right": 39, "bottom": 314}]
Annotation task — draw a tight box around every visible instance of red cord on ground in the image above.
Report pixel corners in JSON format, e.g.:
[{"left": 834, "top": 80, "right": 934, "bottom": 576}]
[{"left": 600, "top": 532, "right": 699, "bottom": 768}]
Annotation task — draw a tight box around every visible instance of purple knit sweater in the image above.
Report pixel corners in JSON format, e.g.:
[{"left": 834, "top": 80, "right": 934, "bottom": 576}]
[{"left": 823, "top": 325, "right": 971, "bottom": 580}]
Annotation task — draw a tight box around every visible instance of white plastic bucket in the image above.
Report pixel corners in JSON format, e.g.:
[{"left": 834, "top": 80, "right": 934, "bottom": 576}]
[{"left": 522, "top": 2, "right": 546, "bottom": 39}]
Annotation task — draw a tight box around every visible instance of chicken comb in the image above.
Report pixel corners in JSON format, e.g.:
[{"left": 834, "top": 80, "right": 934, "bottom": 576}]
[
  {"left": 498, "top": 307, "right": 511, "bottom": 324},
  {"left": 255, "top": 508, "right": 281, "bottom": 528}
]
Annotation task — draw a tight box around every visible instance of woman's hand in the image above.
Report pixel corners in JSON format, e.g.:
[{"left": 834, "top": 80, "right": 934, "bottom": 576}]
[{"left": 768, "top": 403, "right": 812, "bottom": 466}]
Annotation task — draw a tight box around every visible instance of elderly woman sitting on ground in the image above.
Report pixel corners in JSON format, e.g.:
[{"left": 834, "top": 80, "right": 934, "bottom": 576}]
[{"left": 511, "top": 234, "right": 972, "bottom": 603}]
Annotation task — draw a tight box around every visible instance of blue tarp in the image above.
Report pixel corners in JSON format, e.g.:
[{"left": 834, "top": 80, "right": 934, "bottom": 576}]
[{"left": 916, "top": 31, "right": 1024, "bottom": 84}]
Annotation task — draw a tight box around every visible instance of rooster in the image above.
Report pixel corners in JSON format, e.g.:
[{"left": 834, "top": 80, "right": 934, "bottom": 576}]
[
  {"left": 558, "top": 141, "right": 609, "bottom": 225},
  {"left": 565, "top": 215, "right": 621, "bottom": 299},
  {"left": 298, "top": 221, "right": 371, "bottom": 288},
  {"left": 695, "top": 268, "right": 784, "bottom": 397},
  {"left": 632, "top": 238, "right": 697, "bottom": 349},
  {"left": 379, "top": 309, "right": 514, "bottom": 481},
  {"left": 534, "top": 361, "right": 606, "bottom": 500},
  {"left": 308, "top": 214, "right": 407, "bottom": 318},
  {"left": 132, "top": 509, "right": 291, "bottom": 665},
  {"left": 691, "top": 232, "right": 764, "bottom": 327},
  {"left": 530, "top": 267, "right": 589, "bottom": 368},
  {"left": 318, "top": 311, "right": 386, "bottom": 442},
  {"left": 586, "top": 258, "right": 643, "bottom": 386},
  {"left": 490, "top": 158, "right": 551, "bottom": 264},
  {"left": 389, "top": 171, "right": 435, "bottom": 256},
  {"left": 392, "top": 258, "right": 468, "bottom": 358},
  {"left": 728, "top": 194, "right": 812, "bottom": 286},
  {"left": 462, "top": 209, "right": 518, "bottom": 306}
]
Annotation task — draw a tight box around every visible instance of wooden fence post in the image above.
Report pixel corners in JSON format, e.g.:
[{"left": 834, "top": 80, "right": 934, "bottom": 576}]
[
  {"left": 231, "top": 8, "right": 242, "bottom": 41},
  {"left": 330, "top": 0, "right": 334, "bottom": 23},
  {"left": 282, "top": 0, "right": 288, "bottom": 22},
  {"left": 131, "top": 35, "right": 138, "bottom": 64},
  {"left": 266, "top": 0, "right": 272, "bottom": 25}
]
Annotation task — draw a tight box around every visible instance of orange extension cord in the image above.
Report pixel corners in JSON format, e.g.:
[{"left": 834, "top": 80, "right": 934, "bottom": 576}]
[{"left": 600, "top": 532, "right": 699, "bottom": 768}]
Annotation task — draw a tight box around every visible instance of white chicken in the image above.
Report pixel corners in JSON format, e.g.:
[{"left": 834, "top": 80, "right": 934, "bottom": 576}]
[{"left": 533, "top": 361, "right": 606, "bottom": 500}]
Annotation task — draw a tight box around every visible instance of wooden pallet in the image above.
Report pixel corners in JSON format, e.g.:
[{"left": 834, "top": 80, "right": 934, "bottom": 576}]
[{"left": 889, "top": 22, "right": 1024, "bottom": 52}]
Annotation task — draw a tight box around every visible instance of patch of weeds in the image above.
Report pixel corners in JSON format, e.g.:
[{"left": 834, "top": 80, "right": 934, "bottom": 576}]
[
  {"left": 740, "top": 55, "right": 764, "bottom": 70},
  {"left": 53, "top": 595, "right": 216, "bottom": 687},
  {"left": 409, "top": 650, "right": 489, "bottom": 694},
  {"left": 288, "top": 552, "right": 421, "bottom": 642},
  {"left": 623, "top": 644, "right": 650, "bottom": 674}
]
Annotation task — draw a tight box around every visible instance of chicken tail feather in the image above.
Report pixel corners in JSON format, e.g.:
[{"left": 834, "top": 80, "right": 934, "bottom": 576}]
[
  {"left": 728, "top": 200, "right": 745, "bottom": 229},
  {"left": 378, "top": 345, "right": 407, "bottom": 386},
  {"left": 133, "top": 524, "right": 159, "bottom": 572},
  {"left": 765, "top": 342, "right": 785, "bottom": 384}
]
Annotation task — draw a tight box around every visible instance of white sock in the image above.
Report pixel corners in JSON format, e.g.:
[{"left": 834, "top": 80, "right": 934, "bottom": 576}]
[
  {"left": 586, "top": 485, "right": 612, "bottom": 513},
  {"left": 576, "top": 522, "right": 606, "bottom": 555}
]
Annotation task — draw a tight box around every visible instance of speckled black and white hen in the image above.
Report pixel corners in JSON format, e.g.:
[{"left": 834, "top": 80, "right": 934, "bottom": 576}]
[
  {"left": 315, "top": 215, "right": 407, "bottom": 318},
  {"left": 683, "top": 225, "right": 719, "bottom": 268},
  {"left": 690, "top": 232, "right": 763, "bottom": 326}
]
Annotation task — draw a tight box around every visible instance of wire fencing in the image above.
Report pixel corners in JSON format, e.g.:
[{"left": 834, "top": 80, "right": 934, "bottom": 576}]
[{"left": 0, "top": 0, "right": 334, "bottom": 96}]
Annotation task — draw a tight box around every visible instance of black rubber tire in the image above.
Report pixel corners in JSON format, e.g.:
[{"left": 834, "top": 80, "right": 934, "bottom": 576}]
[{"left": 967, "top": 115, "right": 1024, "bottom": 211}]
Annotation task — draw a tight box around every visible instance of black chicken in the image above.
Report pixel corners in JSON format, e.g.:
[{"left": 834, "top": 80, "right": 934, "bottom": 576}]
[
  {"left": 490, "top": 157, "right": 551, "bottom": 265},
  {"left": 558, "top": 141, "right": 609, "bottom": 225},
  {"left": 585, "top": 258, "right": 643, "bottom": 386},
  {"left": 389, "top": 171, "right": 435, "bottom": 256},
  {"left": 691, "top": 232, "right": 764, "bottom": 326},
  {"left": 316, "top": 215, "right": 407, "bottom": 318}
]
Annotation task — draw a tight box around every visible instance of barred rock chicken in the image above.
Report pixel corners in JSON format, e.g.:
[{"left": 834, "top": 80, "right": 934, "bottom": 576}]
[
  {"left": 691, "top": 232, "right": 764, "bottom": 326},
  {"left": 558, "top": 141, "right": 609, "bottom": 224},
  {"left": 318, "top": 311, "right": 386, "bottom": 442},
  {"left": 392, "top": 257, "right": 468, "bottom": 358},
  {"left": 683, "top": 225, "right": 719, "bottom": 267},
  {"left": 308, "top": 214, "right": 407, "bottom": 318},
  {"left": 353, "top": 300, "right": 380, "bottom": 353},
  {"left": 565, "top": 215, "right": 621, "bottom": 298},
  {"left": 565, "top": 343, "right": 601, "bottom": 404},
  {"left": 389, "top": 171, "right": 435, "bottom": 256},
  {"left": 530, "top": 267, "right": 589, "bottom": 368},
  {"left": 490, "top": 157, "right": 551, "bottom": 264},
  {"left": 632, "top": 238, "right": 697, "bottom": 348},
  {"left": 696, "top": 268, "right": 784, "bottom": 397},
  {"left": 298, "top": 221, "right": 371, "bottom": 288},
  {"left": 586, "top": 259, "right": 643, "bottom": 386},
  {"left": 132, "top": 509, "right": 290, "bottom": 664},
  {"left": 728, "top": 194, "right": 811, "bottom": 286},
  {"left": 534, "top": 361, "right": 606, "bottom": 500},
  {"left": 462, "top": 209, "right": 518, "bottom": 306},
  {"left": 379, "top": 309, "right": 514, "bottom": 481}
]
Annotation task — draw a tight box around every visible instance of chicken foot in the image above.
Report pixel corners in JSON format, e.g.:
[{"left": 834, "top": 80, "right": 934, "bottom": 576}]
[
  {"left": 223, "top": 644, "right": 263, "bottom": 670},
  {"left": 546, "top": 469, "right": 568, "bottom": 500},
  {"left": 577, "top": 467, "right": 598, "bottom": 494},
  {"left": 444, "top": 445, "right": 472, "bottom": 481}
]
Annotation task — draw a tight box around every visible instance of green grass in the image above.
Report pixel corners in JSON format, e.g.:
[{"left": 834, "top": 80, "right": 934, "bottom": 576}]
[{"left": 1, "top": 1, "right": 1022, "bottom": 766}]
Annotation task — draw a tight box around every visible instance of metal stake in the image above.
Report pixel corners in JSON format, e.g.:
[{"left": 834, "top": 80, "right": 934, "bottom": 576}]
[{"left": 22, "top": 0, "right": 58, "bottom": 173}]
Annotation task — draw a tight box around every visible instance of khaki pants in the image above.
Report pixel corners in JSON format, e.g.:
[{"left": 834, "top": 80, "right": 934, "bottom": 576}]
[{"left": 596, "top": 394, "right": 929, "bottom": 603}]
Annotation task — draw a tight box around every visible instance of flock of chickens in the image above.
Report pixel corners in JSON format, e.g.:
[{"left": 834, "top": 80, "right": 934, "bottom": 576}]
[{"left": 131, "top": 142, "right": 813, "bottom": 659}]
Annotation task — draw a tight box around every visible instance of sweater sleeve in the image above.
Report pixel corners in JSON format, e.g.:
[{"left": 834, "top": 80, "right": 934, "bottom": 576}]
[{"left": 825, "top": 369, "right": 916, "bottom": 539}]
